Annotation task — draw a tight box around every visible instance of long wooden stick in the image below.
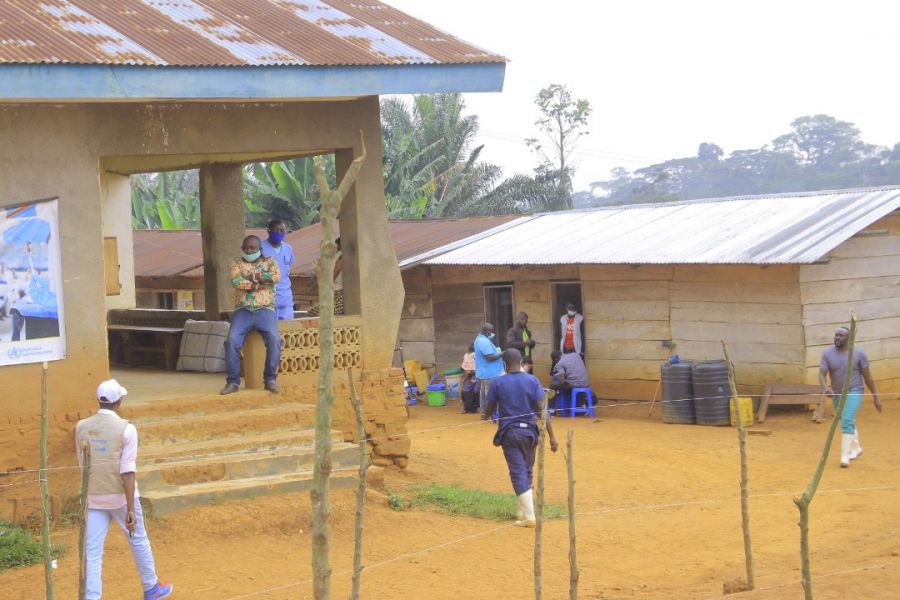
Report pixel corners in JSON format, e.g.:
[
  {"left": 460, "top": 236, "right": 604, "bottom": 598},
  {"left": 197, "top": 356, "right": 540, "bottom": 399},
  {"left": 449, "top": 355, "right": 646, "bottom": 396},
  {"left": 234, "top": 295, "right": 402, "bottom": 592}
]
[
  {"left": 311, "top": 131, "right": 367, "bottom": 600},
  {"left": 794, "top": 316, "right": 857, "bottom": 600},
  {"left": 78, "top": 441, "right": 91, "bottom": 600},
  {"left": 534, "top": 392, "right": 548, "bottom": 600},
  {"left": 565, "top": 429, "right": 579, "bottom": 600},
  {"left": 347, "top": 368, "right": 368, "bottom": 600},
  {"left": 39, "top": 361, "right": 55, "bottom": 600},
  {"left": 722, "top": 342, "right": 754, "bottom": 590}
]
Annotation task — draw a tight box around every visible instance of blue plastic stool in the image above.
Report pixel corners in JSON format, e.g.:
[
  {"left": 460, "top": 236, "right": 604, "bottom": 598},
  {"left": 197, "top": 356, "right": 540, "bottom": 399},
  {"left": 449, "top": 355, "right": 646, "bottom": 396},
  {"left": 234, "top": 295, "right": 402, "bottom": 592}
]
[{"left": 560, "top": 387, "right": 595, "bottom": 418}]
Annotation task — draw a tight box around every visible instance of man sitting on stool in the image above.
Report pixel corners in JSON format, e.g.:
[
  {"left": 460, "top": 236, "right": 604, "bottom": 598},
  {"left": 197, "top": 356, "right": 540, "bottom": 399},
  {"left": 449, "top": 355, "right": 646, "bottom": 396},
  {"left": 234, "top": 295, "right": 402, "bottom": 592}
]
[{"left": 551, "top": 349, "right": 595, "bottom": 406}]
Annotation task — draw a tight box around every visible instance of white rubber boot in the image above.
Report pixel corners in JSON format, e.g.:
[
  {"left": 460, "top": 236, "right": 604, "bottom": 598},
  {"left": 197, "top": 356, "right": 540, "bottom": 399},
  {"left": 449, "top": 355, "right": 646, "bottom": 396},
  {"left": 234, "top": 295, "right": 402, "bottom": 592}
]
[
  {"left": 840, "top": 433, "right": 852, "bottom": 468},
  {"left": 515, "top": 489, "right": 536, "bottom": 528},
  {"left": 515, "top": 492, "right": 524, "bottom": 521},
  {"left": 850, "top": 429, "right": 863, "bottom": 460}
]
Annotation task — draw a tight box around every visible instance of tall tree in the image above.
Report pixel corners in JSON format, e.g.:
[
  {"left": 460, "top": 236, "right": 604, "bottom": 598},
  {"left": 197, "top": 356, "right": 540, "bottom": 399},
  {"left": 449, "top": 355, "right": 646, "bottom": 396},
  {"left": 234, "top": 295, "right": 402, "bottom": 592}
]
[
  {"left": 381, "top": 94, "right": 504, "bottom": 218},
  {"left": 773, "top": 114, "right": 875, "bottom": 172},
  {"left": 526, "top": 84, "right": 592, "bottom": 210}
]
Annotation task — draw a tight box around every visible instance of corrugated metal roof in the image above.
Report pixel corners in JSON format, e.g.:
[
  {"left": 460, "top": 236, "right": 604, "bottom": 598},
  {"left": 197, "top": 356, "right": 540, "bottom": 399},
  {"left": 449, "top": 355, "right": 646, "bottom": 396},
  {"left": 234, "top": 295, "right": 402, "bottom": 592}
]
[
  {"left": 133, "top": 215, "right": 518, "bottom": 279},
  {"left": 0, "top": 0, "right": 505, "bottom": 66},
  {"left": 424, "top": 187, "right": 900, "bottom": 266}
]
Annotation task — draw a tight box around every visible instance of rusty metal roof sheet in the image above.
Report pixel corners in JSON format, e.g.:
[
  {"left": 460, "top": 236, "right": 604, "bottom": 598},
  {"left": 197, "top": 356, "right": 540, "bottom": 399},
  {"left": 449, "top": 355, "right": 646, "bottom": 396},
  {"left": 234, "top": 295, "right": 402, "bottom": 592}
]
[
  {"left": 133, "top": 215, "right": 519, "bottom": 279},
  {"left": 0, "top": 0, "right": 505, "bottom": 66},
  {"left": 424, "top": 187, "right": 900, "bottom": 266}
]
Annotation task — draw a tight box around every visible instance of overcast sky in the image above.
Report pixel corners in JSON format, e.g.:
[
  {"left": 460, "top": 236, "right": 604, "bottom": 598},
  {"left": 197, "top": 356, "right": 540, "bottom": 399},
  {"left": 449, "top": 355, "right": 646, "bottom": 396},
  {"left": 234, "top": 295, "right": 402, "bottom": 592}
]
[{"left": 386, "top": 0, "right": 900, "bottom": 191}]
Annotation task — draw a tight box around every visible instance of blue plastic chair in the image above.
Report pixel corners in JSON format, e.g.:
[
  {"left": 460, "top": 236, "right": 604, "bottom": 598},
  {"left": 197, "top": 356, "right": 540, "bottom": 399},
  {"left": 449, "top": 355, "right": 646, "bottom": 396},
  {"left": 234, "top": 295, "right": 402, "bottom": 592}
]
[{"left": 559, "top": 387, "right": 595, "bottom": 418}]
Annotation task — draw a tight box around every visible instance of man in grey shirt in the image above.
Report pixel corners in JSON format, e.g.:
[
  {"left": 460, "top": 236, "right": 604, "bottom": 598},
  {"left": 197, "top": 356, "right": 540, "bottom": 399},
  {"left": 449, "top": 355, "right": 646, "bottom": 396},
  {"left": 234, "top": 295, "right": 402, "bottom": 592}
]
[{"left": 819, "top": 326, "right": 882, "bottom": 468}]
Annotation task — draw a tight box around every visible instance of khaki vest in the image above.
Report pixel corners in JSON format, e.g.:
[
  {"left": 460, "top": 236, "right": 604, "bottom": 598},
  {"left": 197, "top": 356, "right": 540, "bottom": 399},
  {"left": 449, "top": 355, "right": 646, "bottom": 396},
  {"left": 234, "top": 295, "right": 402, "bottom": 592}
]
[{"left": 75, "top": 412, "right": 130, "bottom": 496}]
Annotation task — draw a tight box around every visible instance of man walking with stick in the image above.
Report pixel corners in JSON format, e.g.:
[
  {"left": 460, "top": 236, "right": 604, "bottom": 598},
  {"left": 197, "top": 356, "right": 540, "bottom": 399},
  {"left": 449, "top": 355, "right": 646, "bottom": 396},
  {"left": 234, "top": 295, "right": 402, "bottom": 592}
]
[
  {"left": 76, "top": 380, "right": 173, "bottom": 599},
  {"left": 486, "top": 349, "right": 558, "bottom": 527},
  {"left": 819, "top": 326, "right": 882, "bottom": 467}
]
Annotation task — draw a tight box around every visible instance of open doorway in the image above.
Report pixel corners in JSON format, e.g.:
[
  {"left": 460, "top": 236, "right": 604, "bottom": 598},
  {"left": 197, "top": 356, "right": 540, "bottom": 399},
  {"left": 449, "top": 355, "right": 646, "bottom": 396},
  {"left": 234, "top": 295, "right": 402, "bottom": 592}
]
[
  {"left": 483, "top": 283, "right": 515, "bottom": 350},
  {"left": 551, "top": 282, "right": 583, "bottom": 351}
]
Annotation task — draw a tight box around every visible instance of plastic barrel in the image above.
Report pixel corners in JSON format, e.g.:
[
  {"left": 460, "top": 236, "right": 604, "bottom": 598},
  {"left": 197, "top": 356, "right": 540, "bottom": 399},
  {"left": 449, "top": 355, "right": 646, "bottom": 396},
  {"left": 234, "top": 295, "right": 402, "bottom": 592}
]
[
  {"left": 661, "top": 361, "right": 695, "bottom": 424},
  {"left": 692, "top": 360, "right": 732, "bottom": 426},
  {"left": 443, "top": 368, "right": 463, "bottom": 398}
]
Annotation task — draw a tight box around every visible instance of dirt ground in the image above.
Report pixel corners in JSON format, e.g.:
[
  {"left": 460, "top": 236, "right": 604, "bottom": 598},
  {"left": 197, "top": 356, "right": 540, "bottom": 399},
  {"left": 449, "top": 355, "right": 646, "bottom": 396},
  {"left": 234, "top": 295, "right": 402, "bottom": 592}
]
[{"left": 2, "top": 397, "right": 899, "bottom": 599}]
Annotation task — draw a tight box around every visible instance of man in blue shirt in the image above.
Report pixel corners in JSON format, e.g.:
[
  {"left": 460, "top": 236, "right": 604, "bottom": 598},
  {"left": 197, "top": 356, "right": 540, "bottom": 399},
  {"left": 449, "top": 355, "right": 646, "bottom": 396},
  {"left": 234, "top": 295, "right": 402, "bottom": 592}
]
[
  {"left": 486, "top": 348, "right": 558, "bottom": 527},
  {"left": 260, "top": 220, "right": 295, "bottom": 320},
  {"left": 474, "top": 323, "right": 503, "bottom": 419}
]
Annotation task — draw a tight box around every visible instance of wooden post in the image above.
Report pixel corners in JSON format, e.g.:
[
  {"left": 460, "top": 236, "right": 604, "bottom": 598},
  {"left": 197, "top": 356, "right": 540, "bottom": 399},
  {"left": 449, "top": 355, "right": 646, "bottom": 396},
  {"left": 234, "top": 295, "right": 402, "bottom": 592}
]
[
  {"left": 722, "top": 342, "right": 754, "bottom": 590},
  {"left": 39, "top": 361, "right": 54, "bottom": 600},
  {"left": 347, "top": 368, "right": 368, "bottom": 600},
  {"left": 78, "top": 441, "right": 91, "bottom": 600},
  {"left": 534, "top": 392, "right": 549, "bottom": 600},
  {"left": 565, "top": 429, "right": 579, "bottom": 600},
  {"left": 310, "top": 132, "right": 366, "bottom": 600},
  {"left": 794, "top": 316, "right": 857, "bottom": 600}
]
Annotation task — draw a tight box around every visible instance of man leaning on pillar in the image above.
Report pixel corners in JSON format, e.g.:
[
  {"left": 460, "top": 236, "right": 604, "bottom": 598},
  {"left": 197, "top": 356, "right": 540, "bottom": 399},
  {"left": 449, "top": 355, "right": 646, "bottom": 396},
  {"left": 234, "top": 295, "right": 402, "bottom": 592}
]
[{"left": 221, "top": 235, "right": 282, "bottom": 395}]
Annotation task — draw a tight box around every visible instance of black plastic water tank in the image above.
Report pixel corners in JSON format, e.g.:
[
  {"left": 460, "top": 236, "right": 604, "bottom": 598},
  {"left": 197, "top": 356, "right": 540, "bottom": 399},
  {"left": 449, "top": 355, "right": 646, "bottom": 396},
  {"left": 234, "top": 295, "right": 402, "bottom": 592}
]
[
  {"left": 692, "top": 360, "right": 732, "bottom": 425},
  {"left": 661, "top": 362, "right": 695, "bottom": 424}
]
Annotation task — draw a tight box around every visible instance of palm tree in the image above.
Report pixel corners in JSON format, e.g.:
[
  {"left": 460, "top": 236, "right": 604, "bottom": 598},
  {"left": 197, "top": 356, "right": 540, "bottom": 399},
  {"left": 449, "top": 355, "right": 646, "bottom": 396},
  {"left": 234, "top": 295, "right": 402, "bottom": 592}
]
[{"left": 381, "top": 94, "right": 508, "bottom": 218}]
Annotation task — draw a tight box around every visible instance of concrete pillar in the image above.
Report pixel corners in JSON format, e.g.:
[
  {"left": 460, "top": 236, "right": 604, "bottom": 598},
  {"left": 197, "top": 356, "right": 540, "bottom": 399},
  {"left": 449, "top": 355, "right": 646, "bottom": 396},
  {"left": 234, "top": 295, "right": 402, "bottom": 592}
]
[
  {"left": 336, "top": 97, "right": 405, "bottom": 370},
  {"left": 100, "top": 171, "right": 136, "bottom": 310},
  {"left": 199, "top": 164, "right": 245, "bottom": 320}
]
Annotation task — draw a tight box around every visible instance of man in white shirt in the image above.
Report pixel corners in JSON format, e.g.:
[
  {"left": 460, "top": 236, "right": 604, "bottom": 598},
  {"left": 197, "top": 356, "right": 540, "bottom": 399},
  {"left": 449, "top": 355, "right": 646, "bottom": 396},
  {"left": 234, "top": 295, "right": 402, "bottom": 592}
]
[{"left": 75, "top": 380, "right": 173, "bottom": 600}]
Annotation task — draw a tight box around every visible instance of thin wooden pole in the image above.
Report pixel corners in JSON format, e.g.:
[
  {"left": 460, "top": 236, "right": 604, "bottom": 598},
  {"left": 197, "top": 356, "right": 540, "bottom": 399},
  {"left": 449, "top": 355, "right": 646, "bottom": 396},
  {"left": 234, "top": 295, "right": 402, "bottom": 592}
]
[
  {"left": 534, "top": 392, "right": 548, "bottom": 600},
  {"left": 794, "top": 316, "right": 857, "bottom": 600},
  {"left": 39, "top": 361, "right": 54, "bottom": 600},
  {"left": 347, "top": 368, "right": 368, "bottom": 600},
  {"left": 78, "top": 441, "right": 91, "bottom": 600},
  {"left": 722, "top": 342, "right": 754, "bottom": 590},
  {"left": 310, "top": 132, "right": 366, "bottom": 600},
  {"left": 565, "top": 429, "right": 579, "bottom": 600}
]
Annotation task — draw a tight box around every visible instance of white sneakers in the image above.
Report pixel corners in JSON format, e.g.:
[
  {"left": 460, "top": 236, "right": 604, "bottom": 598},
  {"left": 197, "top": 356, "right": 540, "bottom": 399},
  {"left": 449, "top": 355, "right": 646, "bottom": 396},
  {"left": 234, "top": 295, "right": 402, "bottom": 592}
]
[{"left": 515, "top": 489, "right": 536, "bottom": 528}]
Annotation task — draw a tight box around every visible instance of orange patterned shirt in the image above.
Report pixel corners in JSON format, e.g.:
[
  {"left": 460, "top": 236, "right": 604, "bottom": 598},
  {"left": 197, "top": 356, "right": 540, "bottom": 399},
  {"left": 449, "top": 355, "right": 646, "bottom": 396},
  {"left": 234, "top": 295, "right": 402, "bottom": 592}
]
[{"left": 230, "top": 256, "right": 281, "bottom": 311}]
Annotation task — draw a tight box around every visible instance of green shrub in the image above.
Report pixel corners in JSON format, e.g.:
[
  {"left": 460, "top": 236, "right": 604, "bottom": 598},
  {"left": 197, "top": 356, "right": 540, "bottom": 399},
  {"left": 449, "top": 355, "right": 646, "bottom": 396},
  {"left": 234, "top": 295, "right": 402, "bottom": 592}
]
[
  {"left": 408, "top": 483, "right": 565, "bottom": 521},
  {"left": 0, "top": 519, "right": 63, "bottom": 572}
]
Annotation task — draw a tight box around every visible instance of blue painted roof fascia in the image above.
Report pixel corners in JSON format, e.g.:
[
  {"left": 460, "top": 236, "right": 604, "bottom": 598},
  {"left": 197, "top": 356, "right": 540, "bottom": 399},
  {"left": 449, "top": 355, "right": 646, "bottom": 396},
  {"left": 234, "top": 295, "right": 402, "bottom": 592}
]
[{"left": 0, "top": 62, "right": 505, "bottom": 100}]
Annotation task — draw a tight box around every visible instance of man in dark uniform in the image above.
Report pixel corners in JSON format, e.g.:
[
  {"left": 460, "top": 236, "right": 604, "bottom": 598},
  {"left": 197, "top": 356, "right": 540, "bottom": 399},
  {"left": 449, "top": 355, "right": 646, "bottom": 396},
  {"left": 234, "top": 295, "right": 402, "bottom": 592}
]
[{"left": 486, "top": 349, "right": 558, "bottom": 527}]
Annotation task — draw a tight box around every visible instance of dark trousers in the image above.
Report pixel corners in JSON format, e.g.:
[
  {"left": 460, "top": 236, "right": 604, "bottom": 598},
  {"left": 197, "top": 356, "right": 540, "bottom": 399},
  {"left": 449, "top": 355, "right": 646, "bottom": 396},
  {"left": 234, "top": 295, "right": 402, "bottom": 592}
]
[
  {"left": 501, "top": 427, "right": 537, "bottom": 496},
  {"left": 461, "top": 389, "right": 479, "bottom": 413}
]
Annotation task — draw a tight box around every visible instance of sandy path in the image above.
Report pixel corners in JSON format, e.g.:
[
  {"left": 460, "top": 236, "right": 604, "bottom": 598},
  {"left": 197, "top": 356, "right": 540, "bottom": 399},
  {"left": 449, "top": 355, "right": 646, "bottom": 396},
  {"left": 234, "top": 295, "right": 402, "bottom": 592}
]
[{"left": 2, "top": 399, "right": 899, "bottom": 599}]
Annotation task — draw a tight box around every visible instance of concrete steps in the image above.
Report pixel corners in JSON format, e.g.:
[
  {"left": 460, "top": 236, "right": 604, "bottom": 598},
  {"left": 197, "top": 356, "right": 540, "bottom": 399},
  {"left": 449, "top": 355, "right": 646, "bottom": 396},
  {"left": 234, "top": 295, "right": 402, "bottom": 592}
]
[
  {"left": 134, "top": 392, "right": 357, "bottom": 516},
  {"left": 140, "top": 469, "right": 357, "bottom": 516}
]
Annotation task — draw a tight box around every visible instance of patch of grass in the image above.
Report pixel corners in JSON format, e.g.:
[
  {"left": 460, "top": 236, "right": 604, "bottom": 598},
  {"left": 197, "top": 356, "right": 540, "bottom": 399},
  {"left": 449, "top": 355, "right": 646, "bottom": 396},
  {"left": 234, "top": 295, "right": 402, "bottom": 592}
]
[
  {"left": 387, "top": 493, "right": 406, "bottom": 511},
  {"left": 407, "top": 483, "right": 565, "bottom": 522},
  {"left": 0, "top": 519, "right": 64, "bottom": 572}
]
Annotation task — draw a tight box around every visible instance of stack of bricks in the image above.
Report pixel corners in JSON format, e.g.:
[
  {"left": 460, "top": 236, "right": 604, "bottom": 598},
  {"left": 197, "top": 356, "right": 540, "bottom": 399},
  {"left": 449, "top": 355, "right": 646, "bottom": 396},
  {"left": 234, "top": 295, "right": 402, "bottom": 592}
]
[{"left": 282, "top": 366, "right": 410, "bottom": 468}]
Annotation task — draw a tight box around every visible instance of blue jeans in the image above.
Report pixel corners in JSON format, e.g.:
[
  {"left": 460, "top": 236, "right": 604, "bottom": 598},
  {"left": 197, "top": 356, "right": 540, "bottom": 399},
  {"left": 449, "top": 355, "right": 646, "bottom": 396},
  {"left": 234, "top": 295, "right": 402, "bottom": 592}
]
[
  {"left": 85, "top": 502, "right": 158, "bottom": 599},
  {"left": 225, "top": 308, "right": 281, "bottom": 385},
  {"left": 832, "top": 392, "right": 863, "bottom": 434}
]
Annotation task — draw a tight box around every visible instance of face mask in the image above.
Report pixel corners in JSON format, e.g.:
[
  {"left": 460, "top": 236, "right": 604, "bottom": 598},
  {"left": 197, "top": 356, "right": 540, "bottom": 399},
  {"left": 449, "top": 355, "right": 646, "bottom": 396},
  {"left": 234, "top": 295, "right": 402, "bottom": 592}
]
[
  {"left": 242, "top": 250, "right": 261, "bottom": 261},
  {"left": 268, "top": 232, "right": 285, "bottom": 245},
  {"left": 567, "top": 310, "right": 576, "bottom": 317},
  {"left": 488, "top": 332, "right": 495, "bottom": 339}
]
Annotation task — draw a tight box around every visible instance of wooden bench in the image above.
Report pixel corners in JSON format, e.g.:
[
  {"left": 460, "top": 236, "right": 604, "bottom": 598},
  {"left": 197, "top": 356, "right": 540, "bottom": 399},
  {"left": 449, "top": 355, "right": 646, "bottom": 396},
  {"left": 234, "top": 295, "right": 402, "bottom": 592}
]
[
  {"left": 757, "top": 384, "right": 827, "bottom": 424},
  {"left": 107, "top": 325, "right": 184, "bottom": 371}
]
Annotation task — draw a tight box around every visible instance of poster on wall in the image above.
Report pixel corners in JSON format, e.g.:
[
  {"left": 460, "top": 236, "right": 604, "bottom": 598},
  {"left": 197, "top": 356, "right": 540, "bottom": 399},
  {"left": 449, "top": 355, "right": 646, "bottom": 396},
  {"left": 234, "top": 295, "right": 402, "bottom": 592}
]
[{"left": 0, "top": 198, "right": 66, "bottom": 366}]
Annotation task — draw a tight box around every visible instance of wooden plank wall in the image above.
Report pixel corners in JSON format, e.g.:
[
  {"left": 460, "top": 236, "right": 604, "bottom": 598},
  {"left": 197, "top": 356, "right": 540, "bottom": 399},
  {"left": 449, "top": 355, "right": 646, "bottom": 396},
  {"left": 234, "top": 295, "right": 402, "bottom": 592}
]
[
  {"left": 670, "top": 264, "right": 805, "bottom": 398},
  {"left": 397, "top": 266, "right": 435, "bottom": 368},
  {"left": 799, "top": 213, "right": 900, "bottom": 394},
  {"left": 580, "top": 265, "right": 672, "bottom": 401},
  {"left": 430, "top": 265, "right": 578, "bottom": 386}
]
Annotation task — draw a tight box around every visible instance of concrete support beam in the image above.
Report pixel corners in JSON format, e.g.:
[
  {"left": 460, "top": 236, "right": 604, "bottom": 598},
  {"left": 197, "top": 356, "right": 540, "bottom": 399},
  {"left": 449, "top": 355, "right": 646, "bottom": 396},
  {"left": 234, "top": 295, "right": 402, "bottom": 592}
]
[
  {"left": 336, "top": 97, "right": 405, "bottom": 369},
  {"left": 100, "top": 171, "right": 136, "bottom": 310},
  {"left": 199, "top": 164, "right": 245, "bottom": 320}
]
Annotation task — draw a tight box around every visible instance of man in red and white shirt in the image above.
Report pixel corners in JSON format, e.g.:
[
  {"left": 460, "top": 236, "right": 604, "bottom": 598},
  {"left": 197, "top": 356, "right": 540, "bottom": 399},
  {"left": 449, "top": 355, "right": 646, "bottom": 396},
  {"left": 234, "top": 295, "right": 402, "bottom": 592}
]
[
  {"left": 75, "top": 380, "right": 173, "bottom": 600},
  {"left": 559, "top": 303, "right": 585, "bottom": 359}
]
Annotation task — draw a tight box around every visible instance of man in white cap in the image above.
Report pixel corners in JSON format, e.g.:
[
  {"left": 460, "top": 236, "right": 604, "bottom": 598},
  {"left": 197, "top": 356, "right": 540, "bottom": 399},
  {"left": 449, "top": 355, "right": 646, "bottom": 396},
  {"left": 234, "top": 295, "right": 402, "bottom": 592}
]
[
  {"left": 75, "top": 379, "right": 173, "bottom": 599},
  {"left": 819, "top": 326, "right": 883, "bottom": 468}
]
